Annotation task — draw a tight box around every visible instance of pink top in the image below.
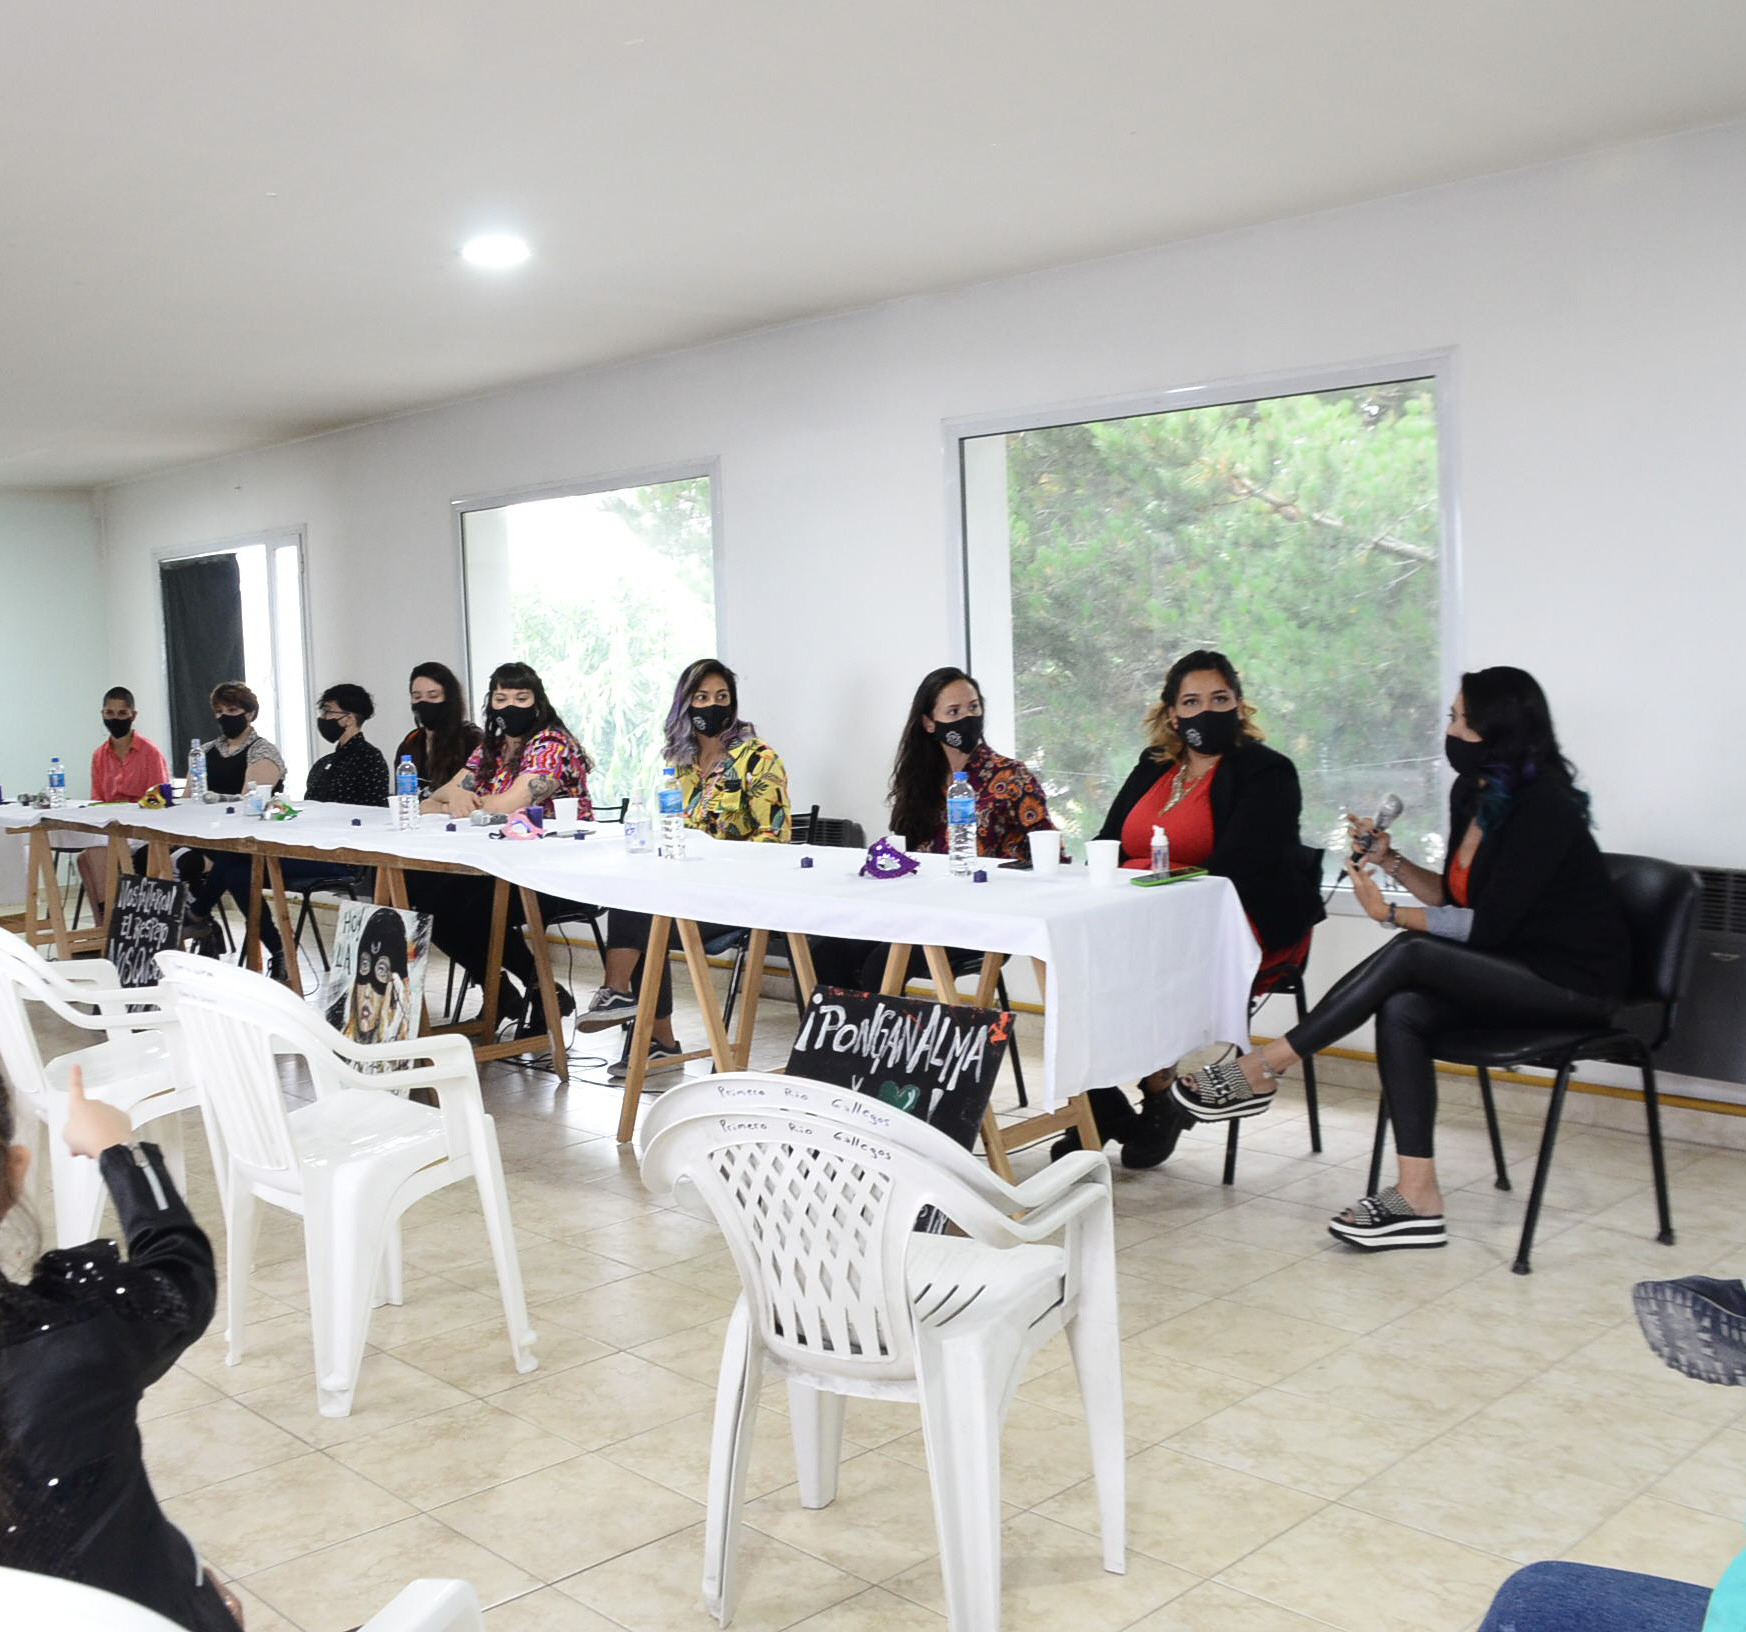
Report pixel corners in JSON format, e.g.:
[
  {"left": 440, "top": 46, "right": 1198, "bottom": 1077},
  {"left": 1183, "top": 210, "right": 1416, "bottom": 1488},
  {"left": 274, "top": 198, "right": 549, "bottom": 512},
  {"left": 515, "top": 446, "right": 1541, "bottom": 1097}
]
[{"left": 90, "top": 734, "right": 170, "bottom": 802}]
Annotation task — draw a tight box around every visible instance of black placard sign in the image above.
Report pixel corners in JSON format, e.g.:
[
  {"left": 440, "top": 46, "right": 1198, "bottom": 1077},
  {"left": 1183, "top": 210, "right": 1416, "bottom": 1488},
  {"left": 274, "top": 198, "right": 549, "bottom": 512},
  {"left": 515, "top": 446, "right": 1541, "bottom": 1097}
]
[
  {"left": 104, "top": 874, "right": 188, "bottom": 988},
  {"left": 787, "top": 987, "right": 1013, "bottom": 1152}
]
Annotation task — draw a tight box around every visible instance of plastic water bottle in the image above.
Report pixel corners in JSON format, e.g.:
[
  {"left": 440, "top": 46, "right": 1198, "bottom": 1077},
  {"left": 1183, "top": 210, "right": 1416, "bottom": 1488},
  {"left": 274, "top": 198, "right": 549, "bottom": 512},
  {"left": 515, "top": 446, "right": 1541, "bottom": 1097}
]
[
  {"left": 394, "top": 755, "right": 420, "bottom": 831},
  {"left": 624, "top": 794, "right": 653, "bottom": 855},
  {"left": 657, "top": 767, "right": 686, "bottom": 861},
  {"left": 46, "top": 758, "right": 66, "bottom": 808},
  {"left": 187, "top": 738, "right": 208, "bottom": 802},
  {"left": 1151, "top": 823, "right": 1170, "bottom": 878},
  {"left": 946, "top": 772, "right": 977, "bottom": 878}
]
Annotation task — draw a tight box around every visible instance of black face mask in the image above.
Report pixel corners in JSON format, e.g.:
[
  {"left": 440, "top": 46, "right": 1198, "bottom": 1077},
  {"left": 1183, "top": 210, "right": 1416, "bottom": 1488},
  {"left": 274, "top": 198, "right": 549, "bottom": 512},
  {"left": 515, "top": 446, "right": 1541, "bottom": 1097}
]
[
  {"left": 411, "top": 700, "right": 445, "bottom": 730},
  {"left": 688, "top": 703, "right": 735, "bottom": 739},
  {"left": 216, "top": 713, "right": 250, "bottom": 739},
  {"left": 1177, "top": 706, "right": 1240, "bottom": 756},
  {"left": 316, "top": 717, "right": 345, "bottom": 744},
  {"left": 1445, "top": 734, "right": 1490, "bottom": 776},
  {"left": 488, "top": 704, "right": 539, "bottom": 739},
  {"left": 102, "top": 717, "right": 132, "bottom": 738},
  {"left": 934, "top": 713, "right": 984, "bottom": 754}
]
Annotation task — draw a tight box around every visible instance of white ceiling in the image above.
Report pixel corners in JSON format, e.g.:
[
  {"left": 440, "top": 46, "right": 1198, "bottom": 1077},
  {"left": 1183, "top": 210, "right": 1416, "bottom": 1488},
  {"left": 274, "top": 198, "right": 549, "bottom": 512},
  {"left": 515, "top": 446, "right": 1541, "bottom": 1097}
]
[{"left": 5, "top": 1, "right": 1745, "bottom": 489}]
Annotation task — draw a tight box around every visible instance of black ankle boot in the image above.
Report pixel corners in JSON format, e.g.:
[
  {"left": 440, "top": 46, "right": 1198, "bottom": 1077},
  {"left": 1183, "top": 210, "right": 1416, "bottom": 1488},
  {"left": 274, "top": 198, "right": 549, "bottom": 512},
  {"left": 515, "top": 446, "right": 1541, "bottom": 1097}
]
[
  {"left": 1121, "top": 1088, "right": 1190, "bottom": 1170},
  {"left": 1050, "top": 1086, "right": 1141, "bottom": 1160}
]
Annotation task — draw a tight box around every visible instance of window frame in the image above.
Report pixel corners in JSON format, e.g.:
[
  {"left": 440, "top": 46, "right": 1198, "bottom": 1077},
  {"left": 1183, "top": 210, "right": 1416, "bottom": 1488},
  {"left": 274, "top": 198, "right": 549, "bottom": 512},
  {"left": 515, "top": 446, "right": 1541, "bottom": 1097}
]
[
  {"left": 946, "top": 353, "right": 1463, "bottom": 900},
  {"left": 153, "top": 525, "right": 313, "bottom": 776},
  {"left": 450, "top": 458, "right": 724, "bottom": 702}
]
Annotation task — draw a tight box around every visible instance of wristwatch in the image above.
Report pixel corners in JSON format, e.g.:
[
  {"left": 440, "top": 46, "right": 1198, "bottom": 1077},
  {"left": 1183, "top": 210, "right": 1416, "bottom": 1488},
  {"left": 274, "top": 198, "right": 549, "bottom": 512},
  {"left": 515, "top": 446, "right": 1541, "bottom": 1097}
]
[{"left": 1385, "top": 903, "right": 1399, "bottom": 927}]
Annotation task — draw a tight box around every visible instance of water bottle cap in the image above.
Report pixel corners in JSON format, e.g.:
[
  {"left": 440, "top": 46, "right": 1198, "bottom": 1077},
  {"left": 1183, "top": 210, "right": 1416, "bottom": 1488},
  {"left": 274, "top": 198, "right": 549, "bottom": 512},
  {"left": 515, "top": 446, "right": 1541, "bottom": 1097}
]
[
  {"left": 225, "top": 806, "right": 236, "bottom": 815},
  {"left": 445, "top": 822, "right": 457, "bottom": 831},
  {"left": 800, "top": 855, "right": 814, "bottom": 869},
  {"left": 972, "top": 869, "right": 988, "bottom": 883},
  {"left": 351, "top": 818, "right": 361, "bottom": 826}
]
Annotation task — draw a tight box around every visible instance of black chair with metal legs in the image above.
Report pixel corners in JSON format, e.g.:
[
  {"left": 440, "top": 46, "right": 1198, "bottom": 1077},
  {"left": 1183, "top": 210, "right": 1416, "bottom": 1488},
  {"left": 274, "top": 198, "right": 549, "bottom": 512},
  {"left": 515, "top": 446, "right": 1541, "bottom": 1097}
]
[
  {"left": 1221, "top": 845, "right": 1327, "bottom": 1184},
  {"left": 1365, "top": 852, "right": 1700, "bottom": 1275},
  {"left": 288, "top": 868, "right": 372, "bottom": 970}
]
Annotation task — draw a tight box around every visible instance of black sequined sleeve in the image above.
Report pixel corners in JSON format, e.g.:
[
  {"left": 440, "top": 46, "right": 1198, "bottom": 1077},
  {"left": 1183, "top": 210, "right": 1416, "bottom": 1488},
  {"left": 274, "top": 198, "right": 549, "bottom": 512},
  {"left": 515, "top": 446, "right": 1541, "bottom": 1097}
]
[{"left": 96, "top": 1142, "right": 218, "bottom": 1386}]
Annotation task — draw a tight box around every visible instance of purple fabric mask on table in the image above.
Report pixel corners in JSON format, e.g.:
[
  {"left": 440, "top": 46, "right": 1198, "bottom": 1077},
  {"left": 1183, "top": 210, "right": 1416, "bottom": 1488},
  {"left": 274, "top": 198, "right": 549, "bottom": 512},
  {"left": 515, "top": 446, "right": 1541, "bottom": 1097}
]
[{"left": 859, "top": 838, "right": 920, "bottom": 880}]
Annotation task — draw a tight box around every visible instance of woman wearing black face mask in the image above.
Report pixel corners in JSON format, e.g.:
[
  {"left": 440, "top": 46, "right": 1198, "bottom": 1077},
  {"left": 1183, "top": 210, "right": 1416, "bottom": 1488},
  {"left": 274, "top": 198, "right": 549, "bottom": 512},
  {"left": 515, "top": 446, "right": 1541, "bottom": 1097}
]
[
  {"left": 187, "top": 682, "right": 387, "bottom": 978},
  {"left": 395, "top": 661, "right": 483, "bottom": 796},
  {"left": 1172, "top": 665, "right": 1629, "bottom": 1253},
  {"left": 416, "top": 661, "right": 594, "bottom": 1038},
  {"left": 582, "top": 659, "right": 791, "bottom": 1080},
  {"left": 1066, "top": 649, "right": 1324, "bottom": 1168},
  {"left": 809, "top": 667, "right": 1057, "bottom": 993}
]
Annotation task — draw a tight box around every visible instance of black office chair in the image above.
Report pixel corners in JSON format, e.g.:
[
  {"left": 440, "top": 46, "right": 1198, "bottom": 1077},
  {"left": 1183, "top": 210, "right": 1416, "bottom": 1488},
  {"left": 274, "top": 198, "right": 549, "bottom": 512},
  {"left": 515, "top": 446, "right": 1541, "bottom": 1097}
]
[
  {"left": 1220, "top": 845, "right": 1327, "bottom": 1184},
  {"left": 1365, "top": 852, "right": 1700, "bottom": 1275},
  {"left": 287, "top": 868, "right": 372, "bottom": 970}
]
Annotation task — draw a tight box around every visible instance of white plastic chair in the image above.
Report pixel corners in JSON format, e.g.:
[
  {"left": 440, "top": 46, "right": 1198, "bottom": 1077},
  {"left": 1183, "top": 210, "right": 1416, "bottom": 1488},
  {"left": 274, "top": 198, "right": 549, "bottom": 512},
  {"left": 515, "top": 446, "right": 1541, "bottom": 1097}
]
[
  {"left": 638, "top": 1073, "right": 1124, "bottom": 1631},
  {"left": 0, "top": 1568, "right": 486, "bottom": 1630},
  {"left": 0, "top": 926, "right": 197, "bottom": 1248},
  {"left": 156, "top": 951, "right": 537, "bottom": 1417}
]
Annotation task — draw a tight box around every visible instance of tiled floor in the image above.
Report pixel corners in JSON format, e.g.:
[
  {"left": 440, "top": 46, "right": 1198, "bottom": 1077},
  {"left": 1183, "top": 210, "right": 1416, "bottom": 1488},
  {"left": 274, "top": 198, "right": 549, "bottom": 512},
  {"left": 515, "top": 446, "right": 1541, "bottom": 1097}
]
[{"left": 26, "top": 947, "right": 1746, "bottom": 1632}]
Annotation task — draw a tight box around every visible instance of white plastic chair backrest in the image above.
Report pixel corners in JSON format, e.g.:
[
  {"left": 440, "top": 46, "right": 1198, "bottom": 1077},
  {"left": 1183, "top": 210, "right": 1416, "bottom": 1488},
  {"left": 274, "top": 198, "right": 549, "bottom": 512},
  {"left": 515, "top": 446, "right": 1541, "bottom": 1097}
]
[
  {"left": 0, "top": 927, "right": 136, "bottom": 1109},
  {"left": 0, "top": 1567, "right": 184, "bottom": 1631},
  {"left": 357, "top": 1578, "right": 486, "bottom": 1632},
  {"left": 639, "top": 1077, "right": 1028, "bottom": 1385},
  {"left": 156, "top": 951, "right": 319, "bottom": 1185}
]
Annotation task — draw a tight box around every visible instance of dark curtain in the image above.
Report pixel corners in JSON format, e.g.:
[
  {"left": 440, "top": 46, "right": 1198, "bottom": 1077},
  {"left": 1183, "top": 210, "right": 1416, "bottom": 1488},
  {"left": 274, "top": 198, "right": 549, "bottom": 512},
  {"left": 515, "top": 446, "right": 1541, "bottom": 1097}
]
[{"left": 160, "top": 555, "right": 245, "bottom": 756}]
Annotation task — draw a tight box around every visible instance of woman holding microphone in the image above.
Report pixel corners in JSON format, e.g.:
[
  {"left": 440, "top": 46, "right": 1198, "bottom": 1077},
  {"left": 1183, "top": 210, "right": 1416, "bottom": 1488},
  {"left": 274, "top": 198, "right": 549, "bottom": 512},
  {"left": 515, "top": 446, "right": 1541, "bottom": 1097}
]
[{"left": 1170, "top": 666, "right": 1628, "bottom": 1250}]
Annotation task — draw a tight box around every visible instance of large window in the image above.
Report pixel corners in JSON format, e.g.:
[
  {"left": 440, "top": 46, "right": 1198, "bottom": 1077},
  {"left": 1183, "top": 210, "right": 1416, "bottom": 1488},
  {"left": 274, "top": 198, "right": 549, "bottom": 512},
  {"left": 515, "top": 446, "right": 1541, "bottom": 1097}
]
[
  {"left": 460, "top": 473, "right": 717, "bottom": 802},
  {"left": 963, "top": 376, "right": 1449, "bottom": 868}
]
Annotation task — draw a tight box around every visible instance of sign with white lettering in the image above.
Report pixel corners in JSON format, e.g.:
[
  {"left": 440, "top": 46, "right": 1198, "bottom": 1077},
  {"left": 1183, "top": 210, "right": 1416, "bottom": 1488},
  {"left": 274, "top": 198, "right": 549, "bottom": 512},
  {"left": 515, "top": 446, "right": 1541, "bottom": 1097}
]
[
  {"left": 787, "top": 988, "right": 1013, "bottom": 1153},
  {"left": 104, "top": 874, "right": 188, "bottom": 988}
]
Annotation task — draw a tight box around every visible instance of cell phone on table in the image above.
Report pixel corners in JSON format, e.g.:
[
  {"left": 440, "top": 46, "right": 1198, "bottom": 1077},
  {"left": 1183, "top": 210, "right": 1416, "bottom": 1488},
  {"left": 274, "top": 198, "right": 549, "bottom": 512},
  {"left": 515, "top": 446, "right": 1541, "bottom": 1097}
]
[
  {"left": 1131, "top": 866, "right": 1208, "bottom": 887},
  {"left": 996, "top": 856, "right": 1032, "bottom": 870}
]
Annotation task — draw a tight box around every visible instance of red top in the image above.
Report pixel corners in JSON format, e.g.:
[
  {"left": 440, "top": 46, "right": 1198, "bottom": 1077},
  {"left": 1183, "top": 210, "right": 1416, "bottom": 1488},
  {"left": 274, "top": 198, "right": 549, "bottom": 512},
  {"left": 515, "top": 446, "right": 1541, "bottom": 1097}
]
[
  {"left": 1119, "top": 760, "right": 1310, "bottom": 973},
  {"left": 1119, "top": 763, "right": 1217, "bottom": 870},
  {"left": 1448, "top": 852, "right": 1472, "bottom": 907},
  {"left": 89, "top": 734, "right": 170, "bottom": 802}
]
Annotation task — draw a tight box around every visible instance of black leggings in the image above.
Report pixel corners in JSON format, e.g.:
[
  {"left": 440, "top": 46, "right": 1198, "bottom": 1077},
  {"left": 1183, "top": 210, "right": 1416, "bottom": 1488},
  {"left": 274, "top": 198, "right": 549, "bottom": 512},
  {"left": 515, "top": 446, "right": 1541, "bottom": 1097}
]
[
  {"left": 1285, "top": 932, "right": 1611, "bottom": 1160},
  {"left": 406, "top": 874, "right": 583, "bottom": 999},
  {"left": 605, "top": 910, "right": 735, "bottom": 1021}
]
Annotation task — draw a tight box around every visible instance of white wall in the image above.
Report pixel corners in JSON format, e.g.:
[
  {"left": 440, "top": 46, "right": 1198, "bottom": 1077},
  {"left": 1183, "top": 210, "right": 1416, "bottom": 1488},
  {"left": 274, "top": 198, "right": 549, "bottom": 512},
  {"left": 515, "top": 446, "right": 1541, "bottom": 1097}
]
[
  {"left": 0, "top": 491, "right": 107, "bottom": 797},
  {"left": 92, "top": 120, "right": 1746, "bottom": 1089}
]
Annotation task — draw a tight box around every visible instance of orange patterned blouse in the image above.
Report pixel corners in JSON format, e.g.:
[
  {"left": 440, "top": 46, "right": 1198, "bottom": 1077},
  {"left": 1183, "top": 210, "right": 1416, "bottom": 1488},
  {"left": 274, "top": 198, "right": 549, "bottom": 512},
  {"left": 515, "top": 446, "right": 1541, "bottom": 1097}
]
[{"left": 918, "top": 741, "right": 1056, "bottom": 862}]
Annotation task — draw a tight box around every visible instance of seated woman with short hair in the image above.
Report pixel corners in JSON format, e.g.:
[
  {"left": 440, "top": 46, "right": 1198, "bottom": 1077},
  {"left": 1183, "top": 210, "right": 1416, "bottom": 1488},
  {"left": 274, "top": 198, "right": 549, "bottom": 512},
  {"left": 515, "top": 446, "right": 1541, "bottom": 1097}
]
[
  {"left": 190, "top": 682, "right": 390, "bottom": 978},
  {"left": 416, "top": 661, "right": 593, "bottom": 1037},
  {"left": 809, "top": 666, "right": 1057, "bottom": 994},
  {"left": 1172, "top": 666, "right": 1629, "bottom": 1251},
  {"left": 579, "top": 658, "right": 791, "bottom": 1081}
]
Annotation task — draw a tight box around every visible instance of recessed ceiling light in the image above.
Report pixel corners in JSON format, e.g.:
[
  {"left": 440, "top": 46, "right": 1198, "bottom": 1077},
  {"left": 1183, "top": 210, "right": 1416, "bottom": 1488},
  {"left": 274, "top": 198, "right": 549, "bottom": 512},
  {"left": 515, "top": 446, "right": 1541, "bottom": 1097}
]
[{"left": 461, "top": 234, "right": 531, "bottom": 270}]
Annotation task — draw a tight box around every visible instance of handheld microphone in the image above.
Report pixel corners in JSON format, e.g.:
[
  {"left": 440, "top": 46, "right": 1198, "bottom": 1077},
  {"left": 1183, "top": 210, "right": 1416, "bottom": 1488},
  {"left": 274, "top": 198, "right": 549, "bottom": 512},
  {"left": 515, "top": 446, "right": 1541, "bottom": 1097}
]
[{"left": 1350, "top": 793, "right": 1404, "bottom": 864}]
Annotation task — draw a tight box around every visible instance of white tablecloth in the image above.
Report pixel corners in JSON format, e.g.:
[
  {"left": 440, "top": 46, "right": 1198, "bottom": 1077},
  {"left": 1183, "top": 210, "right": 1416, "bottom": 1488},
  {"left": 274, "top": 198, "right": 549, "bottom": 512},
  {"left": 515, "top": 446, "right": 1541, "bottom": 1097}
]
[{"left": 6, "top": 802, "right": 1261, "bottom": 1104}]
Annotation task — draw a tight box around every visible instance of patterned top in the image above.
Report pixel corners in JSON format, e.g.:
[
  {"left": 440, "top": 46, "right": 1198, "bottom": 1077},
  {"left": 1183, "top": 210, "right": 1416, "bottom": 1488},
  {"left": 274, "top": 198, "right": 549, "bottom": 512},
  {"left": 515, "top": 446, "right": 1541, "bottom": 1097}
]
[
  {"left": 199, "top": 730, "right": 286, "bottom": 798},
  {"left": 678, "top": 733, "right": 791, "bottom": 842},
  {"left": 305, "top": 732, "right": 391, "bottom": 807},
  {"left": 464, "top": 725, "right": 593, "bottom": 817},
  {"left": 920, "top": 741, "right": 1055, "bottom": 862}
]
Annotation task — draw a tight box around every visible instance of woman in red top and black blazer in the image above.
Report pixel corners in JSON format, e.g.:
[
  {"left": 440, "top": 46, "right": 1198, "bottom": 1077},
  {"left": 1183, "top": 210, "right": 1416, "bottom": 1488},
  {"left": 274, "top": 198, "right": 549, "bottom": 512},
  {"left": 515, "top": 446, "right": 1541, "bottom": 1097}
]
[
  {"left": 1072, "top": 650, "right": 1324, "bottom": 1168},
  {"left": 1171, "top": 665, "right": 1629, "bottom": 1252}
]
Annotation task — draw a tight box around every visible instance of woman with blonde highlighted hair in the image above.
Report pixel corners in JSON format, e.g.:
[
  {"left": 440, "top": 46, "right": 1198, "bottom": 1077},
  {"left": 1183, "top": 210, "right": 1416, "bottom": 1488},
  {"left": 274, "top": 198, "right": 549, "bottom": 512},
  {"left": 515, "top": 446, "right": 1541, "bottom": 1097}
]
[{"left": 1066, "top": 648, "right": 1323, "bottom": 1168}]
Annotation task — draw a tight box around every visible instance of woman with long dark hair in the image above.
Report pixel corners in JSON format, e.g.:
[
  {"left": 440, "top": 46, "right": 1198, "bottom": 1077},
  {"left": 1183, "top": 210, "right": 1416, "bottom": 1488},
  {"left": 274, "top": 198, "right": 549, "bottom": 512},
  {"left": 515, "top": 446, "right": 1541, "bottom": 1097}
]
[
  {"left": 1066, "top": 649, "right": 1324, "bottom": 1168},
  {"left": 416, "top": 661, "right": 594, "bottom": 1037},
  {"left": 1172, "top": 665, "right": 1629, "bottom": 1251},
  {"left": 810, "top": 667, "right": 1055, "bottom": 992},
  {"left": 396, "top": 660, "right": 483, "bottom": 795},
  {"left": 580, "top": 658, "right": 791, "bottom": 1081}
]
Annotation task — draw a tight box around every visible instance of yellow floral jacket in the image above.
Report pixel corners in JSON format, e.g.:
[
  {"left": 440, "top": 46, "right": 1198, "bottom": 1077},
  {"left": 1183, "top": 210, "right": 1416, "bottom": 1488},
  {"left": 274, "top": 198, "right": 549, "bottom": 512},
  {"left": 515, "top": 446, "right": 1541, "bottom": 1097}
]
[{"left": 676, "top": 733, "right": 792, "bottom": 842}]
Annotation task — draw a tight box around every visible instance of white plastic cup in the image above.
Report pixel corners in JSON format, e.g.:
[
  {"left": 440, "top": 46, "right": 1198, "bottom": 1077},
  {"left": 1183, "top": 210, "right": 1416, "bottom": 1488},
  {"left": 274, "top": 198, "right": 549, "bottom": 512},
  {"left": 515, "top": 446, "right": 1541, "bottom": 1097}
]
[
  {"left": 552, "top": 796, "right": 580, "bottom": 833},
  {"left": 886, "top": 833, "right": 909, "bottom": 852},
  {"left": 1086, "top": 838, "right": 1122, "bottom": 887},
  {"left": 1027, "top": 831, "right": 1062, "bottom": 871}
]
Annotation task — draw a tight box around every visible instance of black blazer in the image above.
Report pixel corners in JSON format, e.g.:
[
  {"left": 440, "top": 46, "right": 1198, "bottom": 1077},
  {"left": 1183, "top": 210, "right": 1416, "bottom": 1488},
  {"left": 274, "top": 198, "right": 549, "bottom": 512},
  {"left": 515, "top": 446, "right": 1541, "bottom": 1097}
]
[
  {"left": 0, "top": 1144, "right": 235, "bottom": 1632},
  {"left": 1096, "top": 740, "right": 1325, "bottom": 953},
  {"left": 1446, "top": 774, "right": 1629, "bottom": 998}
]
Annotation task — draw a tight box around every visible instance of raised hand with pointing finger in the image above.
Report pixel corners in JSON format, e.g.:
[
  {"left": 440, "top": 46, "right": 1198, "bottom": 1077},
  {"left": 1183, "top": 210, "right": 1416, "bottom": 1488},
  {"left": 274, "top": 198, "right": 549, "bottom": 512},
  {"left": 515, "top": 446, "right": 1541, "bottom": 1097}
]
[{"left": 61, "top": 1062, "right": 135, "bottom": 1160}]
